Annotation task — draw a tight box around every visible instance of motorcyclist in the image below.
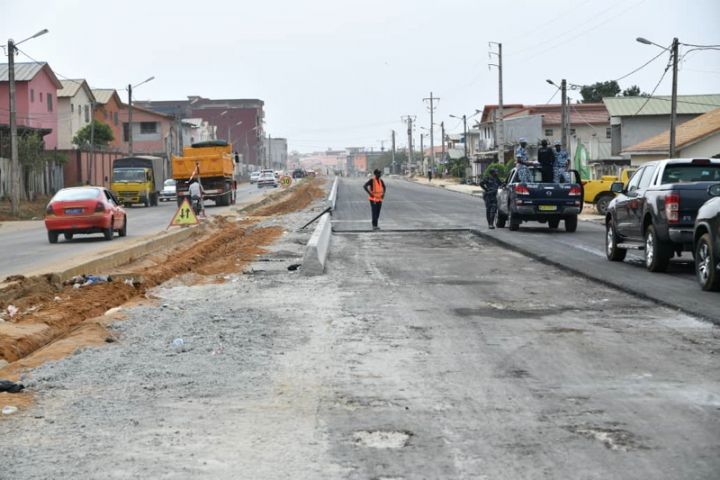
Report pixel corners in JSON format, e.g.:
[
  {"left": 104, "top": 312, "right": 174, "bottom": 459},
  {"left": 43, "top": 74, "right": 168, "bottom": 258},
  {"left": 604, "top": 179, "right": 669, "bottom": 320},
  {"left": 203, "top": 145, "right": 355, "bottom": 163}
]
[
  {"left": 480, "top": 168, "right": 502, "bottom": 229},
  {"left": 188, "top": 179, "right": 204, "bottom": 216}
]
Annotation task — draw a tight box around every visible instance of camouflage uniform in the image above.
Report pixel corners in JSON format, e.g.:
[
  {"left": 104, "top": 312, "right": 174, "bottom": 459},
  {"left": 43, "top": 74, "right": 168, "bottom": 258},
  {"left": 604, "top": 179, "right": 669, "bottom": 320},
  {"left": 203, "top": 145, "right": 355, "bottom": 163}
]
[
  {"left": 515, "top": 143, "right": 532, "bottom": 183},
  {"left": 480, "top": 174, "right": 502, "bottom": 228},
  {"left": 553, "top": 144, "right": 570, "bottom": 183}
]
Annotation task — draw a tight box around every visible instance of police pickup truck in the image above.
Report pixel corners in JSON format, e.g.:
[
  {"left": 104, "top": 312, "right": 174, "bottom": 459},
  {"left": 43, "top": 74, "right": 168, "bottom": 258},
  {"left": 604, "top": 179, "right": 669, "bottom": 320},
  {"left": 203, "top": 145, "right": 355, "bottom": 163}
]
[
  {"left": 495, "top": 166, "right": 583, "bottom": 232},
  {"left": 605, "top": 158, "right": 720, "bottom": 272}
]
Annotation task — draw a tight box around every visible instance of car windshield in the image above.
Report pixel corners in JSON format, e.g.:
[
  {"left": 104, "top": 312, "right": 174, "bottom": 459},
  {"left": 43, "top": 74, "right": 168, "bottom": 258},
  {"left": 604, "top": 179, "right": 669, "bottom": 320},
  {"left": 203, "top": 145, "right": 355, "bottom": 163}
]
[
  {"left": 113, "top": 168, "right": 146, "bottom": 182},
  {"left": 52, "top": 188, "right": 101, "bottom": 202},
  {"left": 661, "top": 164, "right": 720, "bottom": 183},
  {"left": 164, "top": 179, "right": 176, "bottom": 187}
]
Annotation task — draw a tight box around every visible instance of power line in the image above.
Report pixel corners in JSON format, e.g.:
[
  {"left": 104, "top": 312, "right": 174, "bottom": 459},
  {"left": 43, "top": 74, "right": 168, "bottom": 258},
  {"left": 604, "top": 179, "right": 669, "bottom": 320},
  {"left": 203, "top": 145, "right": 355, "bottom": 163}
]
[
  {"left": 613, "top": 49, "right": 668, "bottom": 82},
  {"left": 633, "top": 59, "right": 673, "bottom": 115}
]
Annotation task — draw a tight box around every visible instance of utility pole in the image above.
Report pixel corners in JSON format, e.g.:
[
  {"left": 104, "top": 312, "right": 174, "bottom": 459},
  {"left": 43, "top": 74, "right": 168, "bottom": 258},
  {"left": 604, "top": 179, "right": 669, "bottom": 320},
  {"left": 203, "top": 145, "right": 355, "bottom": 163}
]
[
  {"left": 402, "top": 115, "right": 415, "bottom": 171},
  {"left": 268, "top": 134, "right": 272, "bottom": 169},
  {"left": 423, "top": 92, "right": 439, "bottom": 170},
  {"left": 420, "top": 133, "right": 424, "bottom": 170},
  {"left": 462, "top": 115, "right": 468, "bottom": 159},
  {"left": 89, "top": 101, "right": 95, "bottom": 184},
  {"left": 489, "top": 42, "right": 504, "bottom": 164},
  {"left": 391, "top": 130, "right": 396, "bottom": 173},
  {"left": 8, "top": 38, "right": 20, "bottom": 215},
  {"left": 669, "top": 37, "right": 679, "bottom": 157},
  {"left": 127, "top": 83, "right": 133, "bottom": 156},
  {"left": 441, "top": 121, "right": 446, "bottom": 161},
  {"left": 560, "top": 79, "right": 568, "bottom": 151}
]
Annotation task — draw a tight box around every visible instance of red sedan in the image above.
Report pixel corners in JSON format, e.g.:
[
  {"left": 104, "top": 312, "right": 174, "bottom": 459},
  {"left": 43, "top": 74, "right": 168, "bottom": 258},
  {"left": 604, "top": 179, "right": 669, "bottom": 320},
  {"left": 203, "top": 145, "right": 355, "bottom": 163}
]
[{"left": 45, "top": 187, "right": 127, "bottom": 243}]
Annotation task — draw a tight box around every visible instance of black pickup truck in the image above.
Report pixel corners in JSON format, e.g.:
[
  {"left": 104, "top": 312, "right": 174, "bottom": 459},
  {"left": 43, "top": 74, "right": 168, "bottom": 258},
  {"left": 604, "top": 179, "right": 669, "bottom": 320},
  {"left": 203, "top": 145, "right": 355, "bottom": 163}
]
[
  {"left": 495, "top": 166, "right": 583, "bottom": 232},
  {"left": 605, "top": 158, "right": 720, "bottom": 272}
]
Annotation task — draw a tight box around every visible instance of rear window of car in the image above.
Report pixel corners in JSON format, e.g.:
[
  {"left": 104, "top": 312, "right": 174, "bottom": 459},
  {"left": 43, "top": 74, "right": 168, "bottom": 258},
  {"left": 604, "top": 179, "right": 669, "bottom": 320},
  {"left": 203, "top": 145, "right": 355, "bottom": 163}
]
[
  {"left": 661, "top": 164, "right": 720, "bottom": 183},
  {"left": 52, "top": 188, "right": 101, "bottom": 201},
  {"left": 164, "top": 179, "right": 176, "bottom": 186}
]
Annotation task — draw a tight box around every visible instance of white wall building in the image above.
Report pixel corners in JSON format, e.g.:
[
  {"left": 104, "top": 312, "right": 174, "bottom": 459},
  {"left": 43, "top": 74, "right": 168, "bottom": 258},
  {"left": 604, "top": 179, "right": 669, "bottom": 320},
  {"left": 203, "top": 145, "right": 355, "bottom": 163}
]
[{"left": 56, "top": 79, "right": 96, "bottom": 149}]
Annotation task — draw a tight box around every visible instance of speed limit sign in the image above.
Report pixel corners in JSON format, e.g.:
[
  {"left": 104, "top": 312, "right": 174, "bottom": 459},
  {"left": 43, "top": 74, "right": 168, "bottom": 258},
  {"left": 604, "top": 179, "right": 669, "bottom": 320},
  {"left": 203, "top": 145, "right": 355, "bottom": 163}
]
[{"left": 279, "top": 175, "right": 293, "bottom": 188}]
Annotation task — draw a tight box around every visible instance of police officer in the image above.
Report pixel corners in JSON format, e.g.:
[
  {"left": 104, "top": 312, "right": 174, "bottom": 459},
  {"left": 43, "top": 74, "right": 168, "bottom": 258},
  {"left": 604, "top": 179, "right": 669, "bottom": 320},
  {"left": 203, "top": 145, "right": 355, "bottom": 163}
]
[
  {"left": 537, "top": 139, "right": 555, "bottom": 183},
  {"left": 553, "top": 140, "right": 570, "bottom": 183},
  {"left": 515, "top": 138, "right": 532, "bottom": 183},
  {"left": 480, "top": 168, "right": 502, "bottom": 229}
]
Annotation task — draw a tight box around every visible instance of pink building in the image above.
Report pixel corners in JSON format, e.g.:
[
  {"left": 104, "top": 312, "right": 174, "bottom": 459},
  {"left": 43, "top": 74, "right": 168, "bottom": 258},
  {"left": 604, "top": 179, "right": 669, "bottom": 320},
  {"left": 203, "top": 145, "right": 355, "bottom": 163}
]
[
  {"left": 0, "top": 62, "right": 63, "bottom": 149},
  {"left": 117, "top": 104, "right": 174, "bottom": 155}
]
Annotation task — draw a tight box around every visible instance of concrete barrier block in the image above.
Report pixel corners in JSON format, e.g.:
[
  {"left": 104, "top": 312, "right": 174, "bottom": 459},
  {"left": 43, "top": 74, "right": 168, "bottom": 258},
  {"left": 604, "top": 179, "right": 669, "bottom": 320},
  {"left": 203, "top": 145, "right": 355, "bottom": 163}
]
[{"left": 302, "top": 212, "right": 331, "bottom": 276}]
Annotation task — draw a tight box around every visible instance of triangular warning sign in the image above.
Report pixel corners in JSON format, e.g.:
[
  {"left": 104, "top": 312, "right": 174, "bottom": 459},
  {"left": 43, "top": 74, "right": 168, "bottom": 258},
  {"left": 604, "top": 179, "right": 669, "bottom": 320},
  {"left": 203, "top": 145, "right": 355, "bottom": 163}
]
[{"left": 169, "top": 198, "right": 199, "bottom": 227}]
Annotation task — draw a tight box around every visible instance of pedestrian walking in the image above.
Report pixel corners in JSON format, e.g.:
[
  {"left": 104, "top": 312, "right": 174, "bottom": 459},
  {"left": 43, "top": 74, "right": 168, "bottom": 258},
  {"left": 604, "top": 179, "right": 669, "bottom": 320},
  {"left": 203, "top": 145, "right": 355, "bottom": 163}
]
[
  {"left": 515, "top": 138, "right": 532, "bottom": 183},
  {"left": 479, "top": 168, "right": 502, "bottom": 229},
  {"left": 364, "top": 169, "right": 387, "bottom": 230},
  {"left": 537, "top": 139, "right": 556, "bottom": 183},
  {"left": 427, "top": 168, "right": 433, "bottom": 182},
  {"left": 553, "top": 140, "right": 570, "bottom": 183}
]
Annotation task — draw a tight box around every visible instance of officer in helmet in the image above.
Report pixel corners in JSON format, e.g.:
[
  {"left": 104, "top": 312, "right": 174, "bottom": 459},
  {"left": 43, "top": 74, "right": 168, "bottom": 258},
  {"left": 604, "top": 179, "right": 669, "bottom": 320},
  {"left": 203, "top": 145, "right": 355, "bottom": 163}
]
[{"left": 553, "top": 140, "right": 570, "bottom": 183}]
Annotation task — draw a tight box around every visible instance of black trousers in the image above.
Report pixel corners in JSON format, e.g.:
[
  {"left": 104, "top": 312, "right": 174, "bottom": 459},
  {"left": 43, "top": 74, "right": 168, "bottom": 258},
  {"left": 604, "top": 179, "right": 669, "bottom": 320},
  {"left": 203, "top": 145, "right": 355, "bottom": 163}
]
[
  {"left": 484, "top": 195, "right": 497, "bottom": 225},
  {"left": 541, "top": 165, "right": 554, "bottom": 183},
  {"left": 370, "top": 201, "right": 382, "bottom": 227}
]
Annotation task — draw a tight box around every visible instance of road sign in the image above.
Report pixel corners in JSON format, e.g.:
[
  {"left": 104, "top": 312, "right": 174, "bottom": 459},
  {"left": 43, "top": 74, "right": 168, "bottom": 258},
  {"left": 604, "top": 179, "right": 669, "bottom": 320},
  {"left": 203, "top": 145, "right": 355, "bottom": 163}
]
[
  {"left": 169, "top": 198, "right": 199, "bottom": 227},
  {"left": 279, "top": 175, "right": 293, "bottom": 188}
]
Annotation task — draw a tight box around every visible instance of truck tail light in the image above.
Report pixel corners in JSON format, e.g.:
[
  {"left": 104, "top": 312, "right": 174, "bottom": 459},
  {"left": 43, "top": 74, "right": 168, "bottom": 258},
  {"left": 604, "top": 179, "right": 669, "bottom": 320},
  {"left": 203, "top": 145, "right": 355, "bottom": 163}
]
[
  {"left": 514, "top": 184, "right": 530, "bottom": 195},
  {"left": 95, "top": 202, "right": 106, "bottom": 213},
  {"left": 46, "top": 203, "right": 54, "bottom": 216},
  {"left": 665, "top": 193, "right": 680, "bottom": 223},
  {"left": 569, "top": 186, "right": 582, "bottom": 196}
]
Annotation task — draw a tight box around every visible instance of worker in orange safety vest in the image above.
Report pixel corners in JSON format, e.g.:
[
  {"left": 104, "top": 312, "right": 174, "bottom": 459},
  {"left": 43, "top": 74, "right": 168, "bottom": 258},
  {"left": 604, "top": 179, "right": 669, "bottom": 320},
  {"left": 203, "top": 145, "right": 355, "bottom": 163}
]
[{"left": 363, "top": 169, "right": 387, "bottom": 230}]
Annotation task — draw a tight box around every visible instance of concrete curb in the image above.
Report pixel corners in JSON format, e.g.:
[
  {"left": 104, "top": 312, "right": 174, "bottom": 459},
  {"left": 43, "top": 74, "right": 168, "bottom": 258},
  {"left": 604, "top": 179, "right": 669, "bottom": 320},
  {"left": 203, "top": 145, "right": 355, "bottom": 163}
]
[
  {"left": 328, "top": 177, "right": 339, "bottom": 210},
  {"left": 470, "top": 228, "right": 719, "bottom": 325},
  {"left": 302, "top": 212, "right": 331, "bottom": 276}
]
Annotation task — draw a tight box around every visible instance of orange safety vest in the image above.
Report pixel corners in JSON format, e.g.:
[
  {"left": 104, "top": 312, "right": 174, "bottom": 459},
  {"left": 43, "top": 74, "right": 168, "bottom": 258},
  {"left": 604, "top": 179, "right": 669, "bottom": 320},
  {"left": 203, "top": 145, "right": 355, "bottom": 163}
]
[{"left": 368, "top": 178, "right": 384, "bottom": 202}]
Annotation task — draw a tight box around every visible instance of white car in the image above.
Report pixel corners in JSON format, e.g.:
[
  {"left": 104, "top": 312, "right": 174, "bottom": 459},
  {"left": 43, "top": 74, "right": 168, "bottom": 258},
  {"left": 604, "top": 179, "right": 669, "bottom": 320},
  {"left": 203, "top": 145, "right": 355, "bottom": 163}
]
[
  {"left": 257, "top": 172, "right": 278, "bottom": 188},
  {"left": 250, "top": 172, "right": 260, "bottom": 184},
  {"left": 159, "top": 179, "right": 176, "bottom": 202}
]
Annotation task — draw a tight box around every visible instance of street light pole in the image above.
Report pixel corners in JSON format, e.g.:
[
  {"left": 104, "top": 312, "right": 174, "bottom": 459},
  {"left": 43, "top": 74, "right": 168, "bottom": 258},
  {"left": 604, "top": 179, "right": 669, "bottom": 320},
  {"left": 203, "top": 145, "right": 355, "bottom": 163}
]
[
  {"left": 126, "top": 76, "right": 154, "bottom": 156},
  {"left": 669, "top": 37, "right": 679, "bottom": 157},
  {"left": 7, "top": 28, "right": 48, "bottom": 216}
]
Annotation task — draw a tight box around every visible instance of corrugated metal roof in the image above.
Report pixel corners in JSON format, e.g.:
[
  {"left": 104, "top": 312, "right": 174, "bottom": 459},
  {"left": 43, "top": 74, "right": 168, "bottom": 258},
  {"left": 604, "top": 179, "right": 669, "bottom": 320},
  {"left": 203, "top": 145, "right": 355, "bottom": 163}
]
[
  {"left": 92, "top": 89, "right": 120, "bottom": 105},
  {"left": 0, "top": 62, "right": 62, "bottom": 88},
  {"left": 604, "top": 95, "right": 720, "bottom": 117},
  {"left": 623, "top": 107, "right": 720, "bottom": 154}
]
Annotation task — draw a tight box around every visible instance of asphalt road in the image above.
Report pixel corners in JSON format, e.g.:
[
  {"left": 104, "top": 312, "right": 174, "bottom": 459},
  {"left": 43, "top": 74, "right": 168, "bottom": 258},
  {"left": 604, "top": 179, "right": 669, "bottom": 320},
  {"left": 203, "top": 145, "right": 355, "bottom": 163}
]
[
  {"left": 0, "top": 182, "right": 269, "bottom": 279},
  {"left": 336, "top": 177, "right": 720, "bottom": 323}
]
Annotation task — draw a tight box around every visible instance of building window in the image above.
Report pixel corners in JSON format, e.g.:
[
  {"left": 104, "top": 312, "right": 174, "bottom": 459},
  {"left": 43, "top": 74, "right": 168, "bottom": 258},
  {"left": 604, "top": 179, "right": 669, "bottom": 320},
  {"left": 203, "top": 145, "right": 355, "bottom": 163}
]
[
  {"left": 84, "top": 105, "right": 90, "bottom": 123},
  {"left": 570, "top": 128, "right": 576, "bottom": 136},
  {"left": 30, "top": 89, "right": 35, "bottom": 102},
  {"left": 113, "top": 112, "right": 118, "bottom": 126},
  {"left": 47, "top": 93, "right": 53, "bottom": 112},
  {"left": 606, "top": 127, "right": 611, "bottom": 139},
  {"left": 71, "top": 103, "right": 74, "bottom": 113},
  {"left": 103, "top": 110, "right": 108, "bottom": 120},
  {"left": 544, "top": 129, "right": 553, "bottom": 137},
  {"left": 140, "top": 122, "right": 157, "bottom": 134},
  {"left": 39, "top": 92, "right": 43, "bottom": 103},
  {"left": 123, "top": 123, "right": 129, "bottom": 142}
]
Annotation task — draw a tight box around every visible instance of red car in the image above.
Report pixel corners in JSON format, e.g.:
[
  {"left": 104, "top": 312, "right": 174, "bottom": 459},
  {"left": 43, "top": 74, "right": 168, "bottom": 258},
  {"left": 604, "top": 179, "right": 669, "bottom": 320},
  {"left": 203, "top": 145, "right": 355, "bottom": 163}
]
[{"left": 45, "top": 187, "right": 127, "bottom": 243}]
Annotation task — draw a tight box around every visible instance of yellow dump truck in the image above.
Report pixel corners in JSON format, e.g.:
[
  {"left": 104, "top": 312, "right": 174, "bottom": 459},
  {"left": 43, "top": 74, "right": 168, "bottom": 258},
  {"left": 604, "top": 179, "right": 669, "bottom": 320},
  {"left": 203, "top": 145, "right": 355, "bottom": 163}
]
[
  {"left": 110, "top": 156, "right": 165, "bottom": 207},
  {"left": 172, "top": 141, "right": 237, "bottom": 206},
  {"left": 582, "top": 168, "right": 635, "bottom": 215}
]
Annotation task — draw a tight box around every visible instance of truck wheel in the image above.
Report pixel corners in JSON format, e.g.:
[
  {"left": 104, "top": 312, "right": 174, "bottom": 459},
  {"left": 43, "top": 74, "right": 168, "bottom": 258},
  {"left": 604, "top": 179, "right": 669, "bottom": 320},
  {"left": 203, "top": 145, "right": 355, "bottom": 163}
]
[
  {"left": 64, "top": 232, "right": 74, "bottom": 241},
  {"left": 565, "top": 215, "right": 578, "bottom": 232},
  {"left": 595, "top": 194, "right": 613, "bottom": 215},
  {"left": 695, "top": 233, "right": 720, "bottom": 291},
  {"left": 151, "top": 194, "right": 158, "bottom": 207},
  {"left": 495, "top": 211, "right": 506, "bottom": 228},
  {"left": 606, "top": 219, "right": 627, "bottom": 262},
  {"left": 548, "top": 219, "right": 560, "bottom": 229},
  {"left": 645, "top": 225, "right": 671, "bottom": 272},
  {"left": 508, "top": 210, "right": 520, "bottom": 231}
]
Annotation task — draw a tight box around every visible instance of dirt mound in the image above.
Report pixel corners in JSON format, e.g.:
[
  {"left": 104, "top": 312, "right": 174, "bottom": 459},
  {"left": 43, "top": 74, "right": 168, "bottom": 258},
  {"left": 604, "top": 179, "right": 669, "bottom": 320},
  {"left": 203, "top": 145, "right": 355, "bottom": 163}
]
[{"left": 249, "top": 179, "right": 325, "bottom": 217}]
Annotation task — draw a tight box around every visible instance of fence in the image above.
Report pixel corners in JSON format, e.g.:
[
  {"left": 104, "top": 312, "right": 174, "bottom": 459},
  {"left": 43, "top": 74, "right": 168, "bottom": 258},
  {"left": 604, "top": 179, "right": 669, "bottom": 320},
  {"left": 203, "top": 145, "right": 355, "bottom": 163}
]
[
  {"left": 0, "top": 156, "right": 65, "bottom": 200},
  {"left": 61, "top": 149, "right": 126, "bottom": 189}
]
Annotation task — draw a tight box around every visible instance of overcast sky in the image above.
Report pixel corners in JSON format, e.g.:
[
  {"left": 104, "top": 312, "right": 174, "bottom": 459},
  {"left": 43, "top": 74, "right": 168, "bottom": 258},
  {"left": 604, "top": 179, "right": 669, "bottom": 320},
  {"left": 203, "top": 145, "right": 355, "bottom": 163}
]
[{"left": 2, "top": 0, "right": 719, "bottom": 152}]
